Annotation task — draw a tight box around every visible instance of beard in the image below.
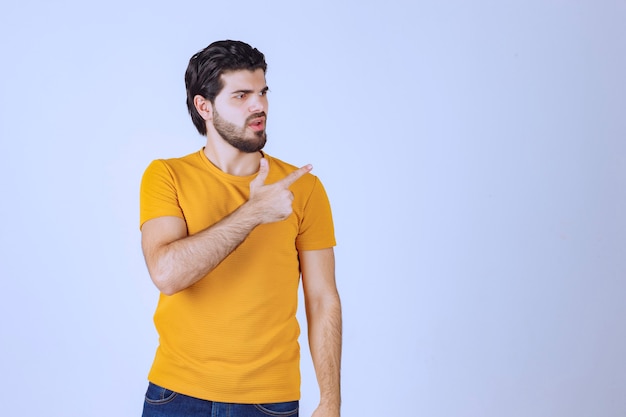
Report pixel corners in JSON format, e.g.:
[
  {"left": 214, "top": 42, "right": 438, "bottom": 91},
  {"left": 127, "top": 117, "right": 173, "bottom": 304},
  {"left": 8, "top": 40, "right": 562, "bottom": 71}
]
[{"left": 213, "top": 109, "right": 267, "bottom": 153}]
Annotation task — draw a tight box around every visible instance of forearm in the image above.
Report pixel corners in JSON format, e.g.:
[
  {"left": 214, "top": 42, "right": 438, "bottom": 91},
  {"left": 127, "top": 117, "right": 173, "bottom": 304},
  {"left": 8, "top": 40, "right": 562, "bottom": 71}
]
[
  {"left": 307, "top": 293, "right": 343, "bottom": 413},
  {"left": 147, "top": 203, "right": 260, "bottom": 295}
]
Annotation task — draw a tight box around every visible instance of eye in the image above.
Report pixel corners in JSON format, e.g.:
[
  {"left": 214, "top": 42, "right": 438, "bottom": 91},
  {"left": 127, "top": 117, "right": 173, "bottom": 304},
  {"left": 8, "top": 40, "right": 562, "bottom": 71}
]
[{"left": 234, "top": 93, "right": 247, "bottom": 99}]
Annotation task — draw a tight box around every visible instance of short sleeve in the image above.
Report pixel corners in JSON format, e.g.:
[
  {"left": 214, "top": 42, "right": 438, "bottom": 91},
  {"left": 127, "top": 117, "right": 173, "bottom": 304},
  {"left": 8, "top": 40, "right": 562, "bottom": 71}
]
[
  {"left": 139, "top": 159, "right": 185, "bottom": 229},
  {"left": 295, "top": 177, "right": 336, "bottom": 251}
]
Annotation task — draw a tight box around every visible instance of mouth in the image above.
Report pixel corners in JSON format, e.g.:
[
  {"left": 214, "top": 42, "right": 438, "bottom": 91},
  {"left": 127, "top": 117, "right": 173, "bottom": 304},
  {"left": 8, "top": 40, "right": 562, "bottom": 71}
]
[{"left": 247, "top": 116, "right": 266, "bottom": 132}]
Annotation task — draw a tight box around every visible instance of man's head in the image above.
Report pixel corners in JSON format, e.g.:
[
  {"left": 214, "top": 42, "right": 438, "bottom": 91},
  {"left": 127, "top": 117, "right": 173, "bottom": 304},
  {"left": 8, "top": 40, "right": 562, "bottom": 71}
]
[{"left": 185, "top": 40, "right": 268, "bottom": 137}]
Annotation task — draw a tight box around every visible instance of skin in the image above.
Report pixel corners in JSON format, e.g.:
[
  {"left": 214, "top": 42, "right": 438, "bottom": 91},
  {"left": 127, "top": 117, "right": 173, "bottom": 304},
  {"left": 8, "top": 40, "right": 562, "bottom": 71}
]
[{"left": 141, "top": 68, "right": 342, "bottom": 416}]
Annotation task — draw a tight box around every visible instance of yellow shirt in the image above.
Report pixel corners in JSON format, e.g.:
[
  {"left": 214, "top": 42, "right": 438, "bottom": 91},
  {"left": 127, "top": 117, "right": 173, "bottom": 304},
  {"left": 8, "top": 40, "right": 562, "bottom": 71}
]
[{"left": 139, "top": 150, "right": 335, "bottom": 403}]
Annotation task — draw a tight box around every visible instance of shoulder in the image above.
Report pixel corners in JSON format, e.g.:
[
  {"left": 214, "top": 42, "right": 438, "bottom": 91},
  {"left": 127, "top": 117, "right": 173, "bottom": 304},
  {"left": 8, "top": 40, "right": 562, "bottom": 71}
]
[
  {"left": 152, "top": 149, "right": 203, "bottom": 169},
  {"left": 143, "top": 150, "right": 204, "bottom": 176}
]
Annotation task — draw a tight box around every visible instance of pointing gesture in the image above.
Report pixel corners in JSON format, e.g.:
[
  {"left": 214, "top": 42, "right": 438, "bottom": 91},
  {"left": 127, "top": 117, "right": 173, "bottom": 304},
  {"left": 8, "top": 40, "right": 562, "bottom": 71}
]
[{"left": 248, "top": 158, "right": 312, "bottom": 224}]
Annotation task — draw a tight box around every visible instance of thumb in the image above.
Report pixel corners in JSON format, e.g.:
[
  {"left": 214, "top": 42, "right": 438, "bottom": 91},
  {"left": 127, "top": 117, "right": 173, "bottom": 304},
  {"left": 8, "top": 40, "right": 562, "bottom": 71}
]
[{"left": 250, "top": 158, "right": 269, "bottom": 190}]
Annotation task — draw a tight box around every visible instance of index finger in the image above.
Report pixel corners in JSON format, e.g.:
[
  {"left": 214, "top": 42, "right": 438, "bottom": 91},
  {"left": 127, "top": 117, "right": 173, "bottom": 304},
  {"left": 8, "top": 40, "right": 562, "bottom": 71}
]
[{"left": 277, "top": 164, "right": 313, "bottom": 188}]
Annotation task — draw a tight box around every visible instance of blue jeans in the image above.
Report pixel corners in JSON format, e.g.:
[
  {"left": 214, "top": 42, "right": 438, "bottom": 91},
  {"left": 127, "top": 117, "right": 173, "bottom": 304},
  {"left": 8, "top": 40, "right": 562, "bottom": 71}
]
[{"left": 142, "top": 382, "right": 299, "bottom": 417}]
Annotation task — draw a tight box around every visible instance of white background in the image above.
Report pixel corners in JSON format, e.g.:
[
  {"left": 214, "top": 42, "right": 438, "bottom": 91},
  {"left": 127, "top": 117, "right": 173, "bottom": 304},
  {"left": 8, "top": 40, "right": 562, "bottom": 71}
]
[{"left": 1, "top": 1, "right": 625, "bottom": 416}]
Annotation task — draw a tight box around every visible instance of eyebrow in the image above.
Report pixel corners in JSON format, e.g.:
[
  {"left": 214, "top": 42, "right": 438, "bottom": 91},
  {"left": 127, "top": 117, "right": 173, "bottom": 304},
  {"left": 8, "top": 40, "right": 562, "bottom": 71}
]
[{"left": 230, "top": 86, "right": 269, "bottom": 95}]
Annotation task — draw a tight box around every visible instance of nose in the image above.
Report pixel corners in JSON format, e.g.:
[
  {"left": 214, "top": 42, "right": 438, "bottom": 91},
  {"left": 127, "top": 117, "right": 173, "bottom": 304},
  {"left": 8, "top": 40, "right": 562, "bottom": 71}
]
[{"left": 248, "top": 93, "right": 267, "bottom": 113}]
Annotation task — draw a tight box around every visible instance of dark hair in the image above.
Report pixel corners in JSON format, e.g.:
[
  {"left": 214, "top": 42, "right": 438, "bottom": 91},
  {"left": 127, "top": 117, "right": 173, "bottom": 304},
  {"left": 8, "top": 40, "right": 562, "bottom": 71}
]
[{"left": 185, "top": 40, "right": 268, "bottom": 135}]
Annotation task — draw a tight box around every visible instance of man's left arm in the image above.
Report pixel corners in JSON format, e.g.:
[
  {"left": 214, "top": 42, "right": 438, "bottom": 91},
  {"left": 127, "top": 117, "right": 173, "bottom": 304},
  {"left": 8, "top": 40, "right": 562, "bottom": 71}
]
[{"left": 301, "top": 248, "right": 342, "bottom": 417}]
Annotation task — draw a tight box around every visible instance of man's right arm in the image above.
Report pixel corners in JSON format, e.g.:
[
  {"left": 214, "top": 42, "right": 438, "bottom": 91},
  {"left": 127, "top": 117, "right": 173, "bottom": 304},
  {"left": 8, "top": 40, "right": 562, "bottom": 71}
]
[
  {"left": 141, "top": 206, "right": 259, "bottom": 295},
  {"left": 141, "top": 158, "right": 312, "bottom": 295}
]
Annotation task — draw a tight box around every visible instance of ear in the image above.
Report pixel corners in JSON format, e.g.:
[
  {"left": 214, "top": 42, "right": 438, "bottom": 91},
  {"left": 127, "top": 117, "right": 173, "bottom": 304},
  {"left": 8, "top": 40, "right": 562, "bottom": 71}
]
[{"left": 193, "top": 95, "right": 213, "bottom": 121}]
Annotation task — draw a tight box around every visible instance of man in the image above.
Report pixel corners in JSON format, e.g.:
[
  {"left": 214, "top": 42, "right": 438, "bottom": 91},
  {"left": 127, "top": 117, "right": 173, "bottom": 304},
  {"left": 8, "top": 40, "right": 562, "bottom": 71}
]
[{"left": 139, "top": 40, "right": 341, "bottom": 417}]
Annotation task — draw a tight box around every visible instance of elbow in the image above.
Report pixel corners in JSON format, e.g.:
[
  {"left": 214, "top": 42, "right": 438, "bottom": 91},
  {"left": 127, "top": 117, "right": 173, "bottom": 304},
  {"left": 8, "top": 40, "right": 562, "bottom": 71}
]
[
  {"left": 149, "top": 269, "right": 181, "bottom": 296},
  {"left": 307, "top": 292, "right": 342, "bottom": 317},
  {"left": 157, "top": 284, "right": 179, "bottom": 297}
]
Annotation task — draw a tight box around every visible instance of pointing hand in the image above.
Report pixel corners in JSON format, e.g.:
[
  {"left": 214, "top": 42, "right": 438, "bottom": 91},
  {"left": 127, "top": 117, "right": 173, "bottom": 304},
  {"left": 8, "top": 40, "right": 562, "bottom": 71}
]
[{"left": 248, "top": 158, "right": 312, "bottom": 224}]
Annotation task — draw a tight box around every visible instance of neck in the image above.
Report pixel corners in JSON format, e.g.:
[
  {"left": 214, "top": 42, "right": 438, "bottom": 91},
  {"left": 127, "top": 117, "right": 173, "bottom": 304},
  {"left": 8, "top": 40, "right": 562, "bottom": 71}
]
[{"left": 203, "top": 137, "right": 262, "bottom": 176}]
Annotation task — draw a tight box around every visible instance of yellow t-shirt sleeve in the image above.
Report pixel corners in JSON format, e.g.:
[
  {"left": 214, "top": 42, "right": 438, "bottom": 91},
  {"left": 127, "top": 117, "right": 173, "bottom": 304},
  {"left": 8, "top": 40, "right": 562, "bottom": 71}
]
[
  {"left": 296, "top": 176, "right": 336, "bottom": 251},
  {"left": 139, "top": 159, "right": 185, "bottom": 229}
]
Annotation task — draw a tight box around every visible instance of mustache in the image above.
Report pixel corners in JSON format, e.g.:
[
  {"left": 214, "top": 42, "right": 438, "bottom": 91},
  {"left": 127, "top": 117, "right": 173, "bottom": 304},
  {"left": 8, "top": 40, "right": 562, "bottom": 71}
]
[{"left": 246, "top": 112, "right": 267, "bottom": 124}]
